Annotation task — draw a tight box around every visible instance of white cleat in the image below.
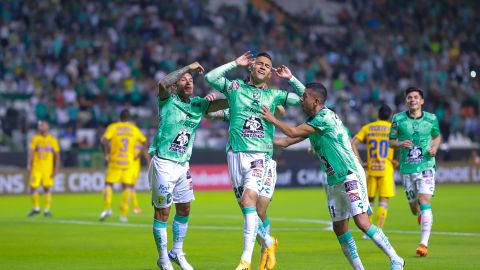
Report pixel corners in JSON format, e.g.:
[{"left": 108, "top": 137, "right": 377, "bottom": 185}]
[
  {"left": 99, "top": 209, "right": 112, "bottom": 221},
  {"left": 119, "top": 216, "right": 128, "bottom": 223},
  {"left": 157, "top": 259, "right": 174, "bottom": 270},
  {"left": 168, "top": 250, "right": 194, "bottom": 270},
  {"left": 391, "top": 257, "right": 405, "bottom": 270}
]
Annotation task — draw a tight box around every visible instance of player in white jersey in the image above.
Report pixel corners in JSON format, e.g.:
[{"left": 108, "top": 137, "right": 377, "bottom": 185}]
[{"left": 264, "top": 83, "right": 404, "bottom": 270}]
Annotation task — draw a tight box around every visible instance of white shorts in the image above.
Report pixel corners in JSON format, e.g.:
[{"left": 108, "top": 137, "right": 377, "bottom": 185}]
[
  {"left": 227, "top": 151, "right": 267, "bottom": 202},
  {"left": 259, "top": 159, "right": 277, "bottom": 200},
  {"left": 326, "top": 166, "right": 370, "bottom": 222},
  {"left": 401, "top": 169, "right": 435, "bottom": 203},
  {"left": 148, "top": 156, "right": 195, "bottom": 209}
]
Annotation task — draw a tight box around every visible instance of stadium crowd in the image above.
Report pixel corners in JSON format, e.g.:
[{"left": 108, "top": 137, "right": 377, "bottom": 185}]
[{"left": 0, "top": 0, "right": 478, "bottom": 152}]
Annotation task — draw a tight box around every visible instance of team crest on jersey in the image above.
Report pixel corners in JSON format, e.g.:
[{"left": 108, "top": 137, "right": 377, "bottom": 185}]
[
  {"left": 241, "top": 115, "right": 264, "bottom": 138},
  {"left": 228, "top": 81, "right": 240, "bottom": 93},
  {"left": 320, "top": 156, "right": 335, "bottom": 177},
  {"left": 169, "top": 129, "right": 191, "bottom": 154},
  {"left": 407, "top": 145, "right": 423, "bottom": 163}
]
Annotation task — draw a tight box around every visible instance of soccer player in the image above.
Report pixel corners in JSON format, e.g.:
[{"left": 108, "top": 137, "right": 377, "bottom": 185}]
[
  {"left": 131, "top": 141, "right": 150, "bottom": 214},
  {"left": 27, "top": 120, "right": 60, "bottom": 217},
  {"left": 351, "top": 104, "right": 396, "bottom": 233},
  {"left": 388, "top": 87, "right": 441, "bottom": 257},
  {"left": 150, "top": 61, "right": 228, "bottom": 270},
  {"left": 205, "top": 51, "right": 305, "bottom": 270},
  {"left": 99, "top": 109, "right": 146, "bottom": 222},
  {"left": 263, "top": 83, "right": 405, "bottom": 270}
]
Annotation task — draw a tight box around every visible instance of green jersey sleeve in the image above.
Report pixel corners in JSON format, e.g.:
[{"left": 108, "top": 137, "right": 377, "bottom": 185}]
[
  {"left": 389, "top": 114, "right": 399, "bottom": 139},
  {"left": 431, "top": 115, "right": 440, "bottom": 137},
  {"left": 204, "top": 61, "right": 237, "bottom": 95}
]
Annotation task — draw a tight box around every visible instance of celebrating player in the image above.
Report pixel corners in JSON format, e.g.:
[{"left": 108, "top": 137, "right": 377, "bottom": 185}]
[
  {"left": 26, "top": 120, "right": 60, "bottom": 217},
  {"left": 99, "top": 109, "right": 147, "bottom": 222},
  {"left": 205, "top": 51, "right": 305, "bottom": 270},
  {"left": 351, "top": 104, "right": 396, "bottom": 234},
  {"left": 388, "top": 87, "right": 441, "bottom": 257},
  {"left": 150, "top": 62, "right": 228, "bottom": 270},
  {"left": 264, "top": 83, "right": 405, "bottom": 270}
]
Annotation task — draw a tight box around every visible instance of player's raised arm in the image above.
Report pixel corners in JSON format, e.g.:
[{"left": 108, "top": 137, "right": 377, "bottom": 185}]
[
  {"left": 158, "top": 62, "right": 204, "bottom": 99},
  {"left": 274, "top": 65, "right": 305, "bottom": 106},
  {"left": 261, "top": 105, "right": 316, "bottom": 138},
  {"left": 204, "top": 51, "right": 254, "bottom": 92}
]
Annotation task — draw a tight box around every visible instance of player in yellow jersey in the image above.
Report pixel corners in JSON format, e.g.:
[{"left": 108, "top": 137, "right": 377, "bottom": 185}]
[
  {"left": 99, "top": 109, "right": 147, "bottom": 222},
  {"left": 130, "top": 133, "right": 150, "bottom": 215},
  {"left": 351, "top": 104, "right": 396, "bottom": 234},
  {"left": 27, "top": 120, "right": 60, "bottom": 217}
]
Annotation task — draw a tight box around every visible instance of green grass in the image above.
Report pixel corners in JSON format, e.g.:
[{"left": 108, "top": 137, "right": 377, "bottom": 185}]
[{"left": 1, "top": 184, "right": 479, "bottom": 269}]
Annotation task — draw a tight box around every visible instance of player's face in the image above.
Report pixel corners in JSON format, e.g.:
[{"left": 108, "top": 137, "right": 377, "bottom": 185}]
[
  {"left": 300, "top": 89, "right": 317, "bottom": 116},
  {"left": 177, "top": 73, "right": 194, "bottom": 97},
  {"left": 38, "top": 121, "right": 49, "bottom": 133},
  {"left": 250, "top": 56, "right": 272, "bottom": 83},
  {"left": 406, "top": 91, "right": 424, "bottom": 111}
]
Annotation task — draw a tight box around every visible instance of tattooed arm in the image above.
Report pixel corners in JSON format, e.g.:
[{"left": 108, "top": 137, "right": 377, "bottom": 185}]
[{"left": 158, "top": 62, "right": 204, "bottom": 100}]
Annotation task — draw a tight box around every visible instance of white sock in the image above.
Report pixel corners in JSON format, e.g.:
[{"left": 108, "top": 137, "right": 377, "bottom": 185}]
[
  {"left": 256, "top": 216, "right": 273, "bottom": 248},
  {"left": 153, "top": 219, "right": 169, "bottom": 264},
  {"left": 366, "top": 224, "right": 401, "bottom": 261},
  {"left": 240, "top": 207, "right": 259, "bottom": 263},
  {"left": 337, "top": 231, "right": 364, "bottom": 270},
  {"left": 172, "top": 214, "right": 189, "bottom": 254},
  {"left": 420, "top": 204, "right": 433, "bottom": 246}
]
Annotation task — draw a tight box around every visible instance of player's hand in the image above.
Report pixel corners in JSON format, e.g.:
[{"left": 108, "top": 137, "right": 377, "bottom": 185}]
[
  {"left": 188, "top": 62, "right": 205, "bottom": 74},
  {"left": 397, "top": 140, "right": 412, "bottom": 148},
  {"left": 235, "top": 51, "right": 255, "bottom": 67},
  {"left": 274, "top": 65, "right": 293, "bottom": 80},
  {"left": 428, "top": 147, "right": 437, "bottom": 157},
  {"left": 204, "top": 93, "right": 216, "bottom": 101},
  {"left": 260, "top": 105, "right": 275, "bottom": 122}
]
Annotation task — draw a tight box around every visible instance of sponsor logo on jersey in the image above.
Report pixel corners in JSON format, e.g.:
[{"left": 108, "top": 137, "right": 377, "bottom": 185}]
[
  {"left": 169, "top": 129, "right": 191, "bottom": 154},
  {"left": 250, "top": 159, "right": 264, "bottom": 169},
  {"left": 422, "top": 170, "right": 433, "bottom": 177},
  {"left": 228, "top": 81, "right": 240, "bottom": 93},
  {"left": 348, "top": 192, "right": 361, "bottom": 202},
  {"left": 252, "top": 168, "right": 264, "bottom": 178},
  {"left": 320, "top": 156, "right": 335, "bottom": 177},
  {"left": 344, "top": 181, "right": 358, "bottom": 192},
  {"left": 241, "top": 115, "right": 265, "bottom": 138},
  {"left": 406, "top": 145, "right": 423, "bottom": 163}
]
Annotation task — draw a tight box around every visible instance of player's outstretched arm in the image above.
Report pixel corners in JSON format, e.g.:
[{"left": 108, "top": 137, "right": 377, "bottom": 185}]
[
  {"left": 158, "top": 62, "right": 204, "bottom": 99},
  {"left": 274, "top": 136, "right": 306, "bottom": 148},
  {"left": 204, "top": 51, "right": 254, "bottom": 91},
  {"left": 261, "top": 105, "right": 316, "bottom": 138}
]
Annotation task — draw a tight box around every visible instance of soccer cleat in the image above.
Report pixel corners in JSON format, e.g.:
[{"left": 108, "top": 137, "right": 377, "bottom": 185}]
[
  {"left": 157, "top": 259, "right": 174, "bottom": 270},
  {"left": 133, "top": 207, "right": 142, "bottom": 214},
  {"left": 416, "top": 243, "right": 428, "bottom": 257},
  {"left": 168, "top": 250, "right": 194, "bottom": 270},
  {"left": 234, "top": 260, "right": 251, "bottom": 270},
  {"left": 27, "top": 209, "right": 41, "bottom": 217},
  {"left": 258, "top": 247, "right": 268, "bottom": 270},
  {"left": 391, "top": 257, "right": 405, "bottom": 270},
  {"left": 264, "top": 237, "right": 278, "bottom": 270},
  {"left": 119, "top": 216, "right": 128, "bottom": 223},
  {"left": 44, "top": 211, "right": 53, "bottom": 217},
  {"left": 99, "top": 209, "right": 112, "bottom": 221}
]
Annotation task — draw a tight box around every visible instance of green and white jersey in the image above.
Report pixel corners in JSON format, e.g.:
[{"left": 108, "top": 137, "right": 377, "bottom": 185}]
[
  {"left": 149, "top": 94, "right": 211, "bottom": 163},
  {"left": 205, "top": 61, "right": 304, "bottom": 156},
  {"left": 389, "top": 111, "right": 440, "bottom": 174},
  {"left": 306, "top": 108, "right": 359, "bottom": 186}
]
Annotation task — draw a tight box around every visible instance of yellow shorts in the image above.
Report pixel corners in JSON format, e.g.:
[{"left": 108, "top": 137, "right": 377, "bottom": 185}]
[
  {"left": 366, "top": 173, "right": 395, "bottom": 198},
  {"left": 105, "top": 166, "right": 134, "bottom": 185},
  {"left": 30, "top": 170, "right": 54, "bottom": 189},
  {"left": 131, "top": 161, "right": 141, "bottom": 185}
]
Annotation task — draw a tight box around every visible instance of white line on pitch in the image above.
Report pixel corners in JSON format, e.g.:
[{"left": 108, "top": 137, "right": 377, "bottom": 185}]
[{"left": 22, "top": 218, "right": 480, "bottom": 236}]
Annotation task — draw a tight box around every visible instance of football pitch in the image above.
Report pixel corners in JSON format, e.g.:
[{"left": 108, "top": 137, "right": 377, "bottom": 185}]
[{"left": 1, "top": 184, "right": 479, "bottom": 270}]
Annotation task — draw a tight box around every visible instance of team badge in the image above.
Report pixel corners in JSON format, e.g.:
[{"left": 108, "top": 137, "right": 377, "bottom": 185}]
[
  {"left": 241, "top": 115, "right": 264, "bottom": 138},
  {"left": 169, "top": 129, "right": 191, "bottom": 154}
]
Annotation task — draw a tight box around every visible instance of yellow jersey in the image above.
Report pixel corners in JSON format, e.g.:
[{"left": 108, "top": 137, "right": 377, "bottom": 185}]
[
  {"left": 103, "top": 122, "right": 146, "bottom": 169},
  {"left": 354, "top": 120, "right": 394, "bottom": 177},
  {"left": 30, "top": 133, "right": 60, "bottom": 172}
]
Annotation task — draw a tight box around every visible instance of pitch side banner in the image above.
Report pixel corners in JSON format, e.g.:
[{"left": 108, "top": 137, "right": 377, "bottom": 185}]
[{"left": 0, "top": 163, "right": 479, "bottom": 195}]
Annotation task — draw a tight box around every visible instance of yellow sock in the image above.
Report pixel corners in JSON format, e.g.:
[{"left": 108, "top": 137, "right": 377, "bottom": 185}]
[
  {"left": 120, "top": 188, "right": 132, "bottom": 217},
  {"left": 103, "top": 186, "right": 113, "bottom": 210},
  {"left": 376, "top": 203, "right": 388, "bottom": 229},
  {"left": 131, "top": 191, "right": 139, "bottom": 209},
  {"left": 44, "top": 192, "right": 52, "bottom": 211},
  {"left": 32, "top": 192, "right": 40, "bottom": 209}
]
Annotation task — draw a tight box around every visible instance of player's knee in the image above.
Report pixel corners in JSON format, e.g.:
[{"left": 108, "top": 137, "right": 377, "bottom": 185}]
[
  {"left": 354, "top": 216, "right": 370, "bottom": 232},
  {"left": 154, "top": 207, "right": 171, "bottom": 221},
  {"left": 176, "top": 204, "right": 190, "bottom": 216}
]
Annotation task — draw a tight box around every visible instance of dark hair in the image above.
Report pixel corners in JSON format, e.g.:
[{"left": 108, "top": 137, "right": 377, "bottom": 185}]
[
  {"left": 378, "top": 104, "right": 392, "bottom": 120},
  {"left": 256, "top": 52, "right": 272, "bottom": 62},
  {"left": 404, "top": 86, "right": 424, "bottom": 98},
  {"left": 305, "top": 82, "right": 328, "bottom": 103},
  {"left": 120, "top": 109, "right": 130, "bottom": 121}
]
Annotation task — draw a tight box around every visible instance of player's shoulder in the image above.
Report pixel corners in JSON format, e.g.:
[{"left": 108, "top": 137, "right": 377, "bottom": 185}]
[
  {"left": 392, "top": 111, "right": 408, "bottom": 121},
  {"left": 422, "top": 111, "right": 437, "bottom": 120}
]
